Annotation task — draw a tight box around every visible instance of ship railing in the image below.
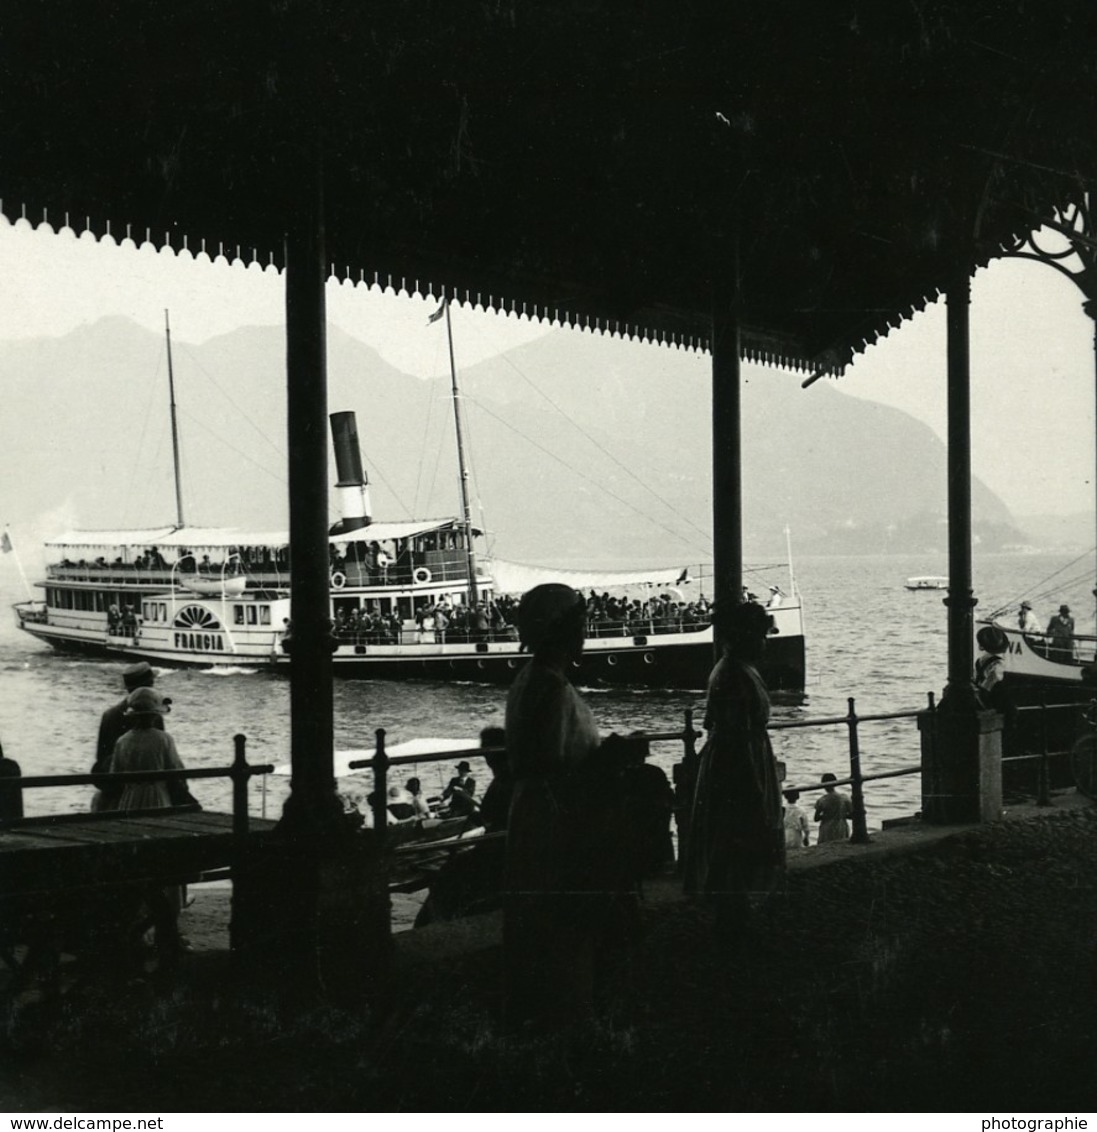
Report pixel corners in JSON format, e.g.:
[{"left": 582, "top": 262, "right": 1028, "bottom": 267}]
[
  {"left": 334, "top": 625, "right": 519, "bottom": 646},
  {"left": 13, "top": 602, "right": 48, "bottom": 624},
  {"left": 329, "top": 559, "right": 484, "bottom": 589},
  {"left": 47, "top": 564, "right": 179, "bottom": 587},
  {"left": 44, "top": 563, "right": 293, "bottom": 596},
  {"left": 1002, "top": 700, "right": 1091, "bottom": 807},
  {"left": 586, "top": 617, "right": 710, "bottom": 638},
  {"left": 0, "top": 734, "right": 272, "bottom": 837}
]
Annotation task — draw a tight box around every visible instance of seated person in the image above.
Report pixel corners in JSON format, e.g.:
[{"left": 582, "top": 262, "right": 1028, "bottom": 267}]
[
  {"left": 386, "top": 783, "right": 417, "bottom": 823},
  {"left": 441, "top": 759, "right": 478, "bottom": 816},
  {"left": 476, "top": 727, "right": 512, "bottom": 832},
  {"left": 405, "top": 776, "right": 433, "bottom": 819}
]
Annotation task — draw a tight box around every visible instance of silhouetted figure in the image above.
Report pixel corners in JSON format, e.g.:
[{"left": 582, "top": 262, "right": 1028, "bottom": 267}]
[
  {"left": 477, "top": 726, "right": 512, "bottom": 832},
  {"left": 442, "top": 759, "right": 478, "bottom": 817},
  {"left": 106, "top": 687, "right": 188, "bottom": 969},
  {"left": 975, "top": 625, "right": 1010, "bottom": 713},
  {"left": 1047, "top": 605, "right": 1075, "bottom": 662},
  {"left": 93, "top": 662, "right": 163, "bottom": 810},
  {"left": 504, "top": 583, "right": 603, "bottom": 1028},
  {"left": 783, "top": 789, "right": 810, "bottom": 850},
  {"left": 0, "top": 740, "right": 22, "bottom": 822},
  {"left": 618, "top": 737, "right": 675, "bottom": 877},
  {"left": 814, "top": 773, "right": 853, "bottom": 843},
  {"left": 683, "top": 601, "right": 784, "bottom": 941}
]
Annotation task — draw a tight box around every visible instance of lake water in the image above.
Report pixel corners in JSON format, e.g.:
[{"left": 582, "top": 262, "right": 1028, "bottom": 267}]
[{"left": 2, "top": 551, "right": 1094, "bottom": 830}]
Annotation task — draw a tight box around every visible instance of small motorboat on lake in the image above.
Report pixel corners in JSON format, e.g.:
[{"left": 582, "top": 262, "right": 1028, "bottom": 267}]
[{"left": 905, "top": 575, "right": 949, "bottom": 591}]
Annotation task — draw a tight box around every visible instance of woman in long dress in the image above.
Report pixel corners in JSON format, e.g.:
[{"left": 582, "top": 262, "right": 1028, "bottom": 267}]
[
  {"left": 107, "top": 686, "right": 187, "bottom": 965},
  {"left": 683, "top": 600, "right": 785, "bottom": 939},
  {"left": 813, "top": 773, "right": 853, "bottom": 843},
  {"left": 108, "top": 687, "right": 184, "bottom": 811},
  {"left": 504, "top": 583, "right": 603, "bottom": 1028}
]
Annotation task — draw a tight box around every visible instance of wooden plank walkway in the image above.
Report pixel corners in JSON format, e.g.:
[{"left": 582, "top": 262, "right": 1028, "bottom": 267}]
[{"left": 0, "top": 809, "right": 277, "bottom": 900}]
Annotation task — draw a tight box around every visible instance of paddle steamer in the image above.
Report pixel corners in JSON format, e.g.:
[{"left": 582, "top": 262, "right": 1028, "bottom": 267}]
[{"left": 12, "top": 310, "right": 806, "bottom": 691}]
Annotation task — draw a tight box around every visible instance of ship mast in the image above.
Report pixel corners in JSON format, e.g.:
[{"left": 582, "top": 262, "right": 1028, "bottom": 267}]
[
  {"left": 444, "top": 299, "right": 478, "bottom": 606},
  {"left": 164, "top": 309, "right": 185, "bottom": 528}
]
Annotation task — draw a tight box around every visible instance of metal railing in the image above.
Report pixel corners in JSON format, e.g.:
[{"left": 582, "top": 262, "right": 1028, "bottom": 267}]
[
  {"left": 348, "top": 698, "right": 931, "bottom": 854},
  {"left": 771, "top": 696, "right": 927, "bottom": 844},
  {"left": 0, "top": 734, "right": 272, "bottom": 836}
]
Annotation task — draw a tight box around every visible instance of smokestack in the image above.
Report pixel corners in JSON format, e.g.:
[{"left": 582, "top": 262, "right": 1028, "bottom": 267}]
[{"left": 329, "top": 411, "right": 372, "bottom": 533}]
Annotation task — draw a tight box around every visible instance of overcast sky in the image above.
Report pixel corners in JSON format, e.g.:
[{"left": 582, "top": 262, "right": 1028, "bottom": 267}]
[{"left": 2, "top": 215, "right": 1093, "bottom": 518}]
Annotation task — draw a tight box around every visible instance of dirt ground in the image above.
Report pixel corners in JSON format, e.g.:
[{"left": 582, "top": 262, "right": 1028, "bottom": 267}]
[{"left": 3, "top": 800, "right": 1095, "bottom": 1112}]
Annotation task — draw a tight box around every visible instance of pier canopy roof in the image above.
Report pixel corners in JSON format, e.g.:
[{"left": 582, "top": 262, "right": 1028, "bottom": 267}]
[{"left": 5, "top": 2, "right": 1097, "bottom": 373}]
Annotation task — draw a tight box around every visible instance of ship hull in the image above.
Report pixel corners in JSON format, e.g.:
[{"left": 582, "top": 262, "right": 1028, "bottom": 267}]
[
  {"left": 975, "top": 620, "right": 1095, "bottom": 791},
  {"left": 19, "top": 614, "right": 805, "bottom": 693},
  {"left": 298, "top": 623, "right": 806, "bottom": 693}
]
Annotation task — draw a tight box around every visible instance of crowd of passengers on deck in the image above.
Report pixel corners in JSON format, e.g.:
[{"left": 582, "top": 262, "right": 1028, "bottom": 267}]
[
  {"left": 330, "top": 589, "right": 736, "bottom": 646},
  {"left": 54, "top": 546, "right": 285, "bottom": 576}
]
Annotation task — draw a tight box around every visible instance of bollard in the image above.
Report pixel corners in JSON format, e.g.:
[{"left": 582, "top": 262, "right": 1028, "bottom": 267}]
[
  {"left": 684, "top": 708, "right": 698, "bottom": 761},
  {"left": 232, "top": 733, "right": 249, "bottom": 836},
  {"left": 371, "top": 728, "right": 389, "bottom": 835},
  {"left": 847, "top": 697, "right": 871, "bottom": 844}
]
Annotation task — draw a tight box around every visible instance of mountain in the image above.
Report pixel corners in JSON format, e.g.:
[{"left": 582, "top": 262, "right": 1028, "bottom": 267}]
[{"left": 0, "top": 317, "right": 1027, "bottom": 566}]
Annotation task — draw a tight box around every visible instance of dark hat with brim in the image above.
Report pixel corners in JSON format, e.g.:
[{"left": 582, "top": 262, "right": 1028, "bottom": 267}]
[
  {"left": 123, "top": 686, "right": 170, "bottom": 717},
  {"left": 122, "top": 661, "right": 154, "bottom": 689},
  {"left": 456, "top": 761, "right": 472, "bottom": 774},
  {"left": 976, "top": 625, "right": 1009, "bottom": 655}
]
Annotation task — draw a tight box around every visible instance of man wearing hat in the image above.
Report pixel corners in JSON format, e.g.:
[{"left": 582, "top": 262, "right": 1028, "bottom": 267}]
[
  {"left": 1046, "top": 604, "right": 1075, "bottom": 662},
  {"left": 92, "top": 661, "right": 163, "bottom": 809},
  {"left": 1017, "top": 601, "right": 1041, "bottom": 635},
  {"left": 442, "top": 759, "right": 477, "bottom": 816},
  {"left": 765, "top": 585, "right": 784, "bottom": 609}
]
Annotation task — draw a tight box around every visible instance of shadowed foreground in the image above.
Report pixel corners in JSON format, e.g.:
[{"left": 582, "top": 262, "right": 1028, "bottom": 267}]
[{"left": 3, "top": 805, "right": 1095, "bottom": 1112}]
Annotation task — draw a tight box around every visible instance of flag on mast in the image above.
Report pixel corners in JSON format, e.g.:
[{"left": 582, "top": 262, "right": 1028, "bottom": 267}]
[
  {"left": 1, "top": 531, "right": 11, "bottom": 554},
  {"left": 427, "top": 298, "right": 448, "bottom": 325}
]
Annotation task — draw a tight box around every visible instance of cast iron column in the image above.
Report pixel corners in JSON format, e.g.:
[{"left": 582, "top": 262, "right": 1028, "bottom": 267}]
[
  {"left": 280, "top": 149, "right": 341, "bottom": 833},
  {"left": 711, "top": 257, "right": 743, "bottom": 622},
  {"left": 941, "top": 272, "right": 978, "bottom": 708},
  {"left": 1092, "top": 310, "right": 1097, "bottom": 631}
]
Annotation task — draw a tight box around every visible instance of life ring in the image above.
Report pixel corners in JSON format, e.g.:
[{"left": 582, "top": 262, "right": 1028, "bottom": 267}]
[
  {"left": 413, "top": 567, "right": 432, "bottom": 585},
  {"left": 331, "top": 571, "right": 347, "bottom": 589}
]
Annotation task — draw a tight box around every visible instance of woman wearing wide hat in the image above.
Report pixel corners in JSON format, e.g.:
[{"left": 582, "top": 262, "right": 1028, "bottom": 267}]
[
  {"left": 107, "top": 687, "right": 185, "bottom": 812},
  {"left": 683, "top": 600, "right": 785, "bottom": 941},
  {"left": 503, "top": 582, "right": 603, "bottom": 1027},
  {"left": 106, "top": 686, "right": 190, "bottom": 968}
]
